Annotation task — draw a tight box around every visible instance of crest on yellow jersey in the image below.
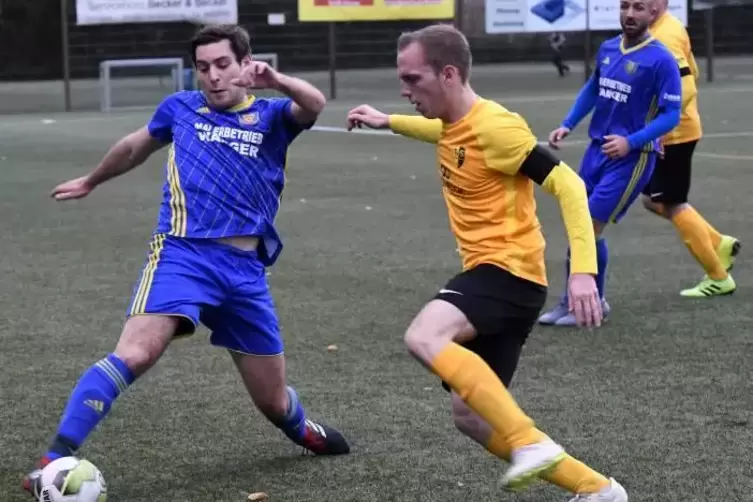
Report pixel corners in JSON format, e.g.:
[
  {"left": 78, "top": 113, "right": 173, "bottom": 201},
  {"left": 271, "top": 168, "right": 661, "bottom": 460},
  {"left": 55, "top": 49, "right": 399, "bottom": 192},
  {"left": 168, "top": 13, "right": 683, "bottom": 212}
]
[{"left": 454, "top": 146, "right": 466, "bottom": 168}]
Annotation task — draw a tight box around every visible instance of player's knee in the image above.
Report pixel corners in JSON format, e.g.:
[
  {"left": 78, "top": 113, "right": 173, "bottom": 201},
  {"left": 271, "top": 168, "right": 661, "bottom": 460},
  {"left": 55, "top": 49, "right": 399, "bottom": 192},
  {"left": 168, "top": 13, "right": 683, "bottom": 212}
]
[
  {"left": 113, "top": 315, "right": 178, "bottom": 376},
  {"left": 404, "top": 300, "right": 474, "bottom": 363},
  {"left": 642, "top": 195, "right": 665, "bottom": 216},
  {"left": 112, "top": 344, "right": 159, "bottom": 376}
]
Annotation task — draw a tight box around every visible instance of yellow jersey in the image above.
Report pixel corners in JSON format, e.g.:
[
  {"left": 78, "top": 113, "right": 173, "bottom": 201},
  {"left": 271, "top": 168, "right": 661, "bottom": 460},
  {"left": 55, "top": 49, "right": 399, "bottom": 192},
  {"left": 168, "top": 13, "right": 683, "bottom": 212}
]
[
  {"left": 392, "top": 99, "right": 548, "bottom": 286},
  {"left": 650, "top": 11, "right": 703, "bottom": 144}
]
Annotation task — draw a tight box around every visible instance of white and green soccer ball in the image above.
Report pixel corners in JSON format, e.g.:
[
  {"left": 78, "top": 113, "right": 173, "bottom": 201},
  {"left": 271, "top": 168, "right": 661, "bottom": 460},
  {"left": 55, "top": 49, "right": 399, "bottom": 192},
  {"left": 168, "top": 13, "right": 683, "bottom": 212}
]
[{"left": 38, "top": 456, "right": 107, "bottom": 502}]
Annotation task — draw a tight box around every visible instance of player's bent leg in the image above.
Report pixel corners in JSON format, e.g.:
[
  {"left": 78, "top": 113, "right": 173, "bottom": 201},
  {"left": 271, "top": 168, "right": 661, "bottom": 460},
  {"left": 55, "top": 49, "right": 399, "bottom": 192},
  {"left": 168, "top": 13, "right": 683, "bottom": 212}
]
[
  {"left": 450, "top": 394, "right": 625, "bottom": 498},
  {"left": 405, "top": 299, "right": 564, "bottom": 492},
  {"left": 230, "top": 352, "right": 350, "bottom": 455},
  {"left": 23, "top": 315, "right": 180, "bottom": 498},
  {"left": 205, "top": 249, "right": 349, "bottom": 456}
]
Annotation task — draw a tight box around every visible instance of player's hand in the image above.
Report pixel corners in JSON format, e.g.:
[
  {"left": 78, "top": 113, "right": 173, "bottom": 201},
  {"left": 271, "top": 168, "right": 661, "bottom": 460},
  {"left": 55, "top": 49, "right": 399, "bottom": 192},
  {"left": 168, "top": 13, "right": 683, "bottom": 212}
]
[
  {"left": 230, "top": 61, "right": 280, "bottom": 90},
  {"left": 567, "top": 273, "right": 603, "bottom": 328},
  {"left": 51, "top": 176, "right": 94, "bottom": 201},
  {"left": 346, "top": 104, "right": 389, "bottom": 131},
  {"left": 548, "top": 127, "right": 571, "bottom": 149},
  {"left": 601, "top": 135, "right": 630, "bottom": 159}
]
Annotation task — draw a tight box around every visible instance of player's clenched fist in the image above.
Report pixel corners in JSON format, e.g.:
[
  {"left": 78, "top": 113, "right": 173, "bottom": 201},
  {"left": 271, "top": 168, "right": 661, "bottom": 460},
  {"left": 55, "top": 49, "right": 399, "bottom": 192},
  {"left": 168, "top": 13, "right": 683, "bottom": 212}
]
[
  {"left": 548, "top": 126, "right": 570, "bottom": 150},
  {"left": 230, "top": 61, "right": 280, "bottom": 90},
  {"left": 51, "top": 176, "right": 94, "bottom": 201},
  {"left": 346, "top": 104, "right": 389, "bottom": 131}
]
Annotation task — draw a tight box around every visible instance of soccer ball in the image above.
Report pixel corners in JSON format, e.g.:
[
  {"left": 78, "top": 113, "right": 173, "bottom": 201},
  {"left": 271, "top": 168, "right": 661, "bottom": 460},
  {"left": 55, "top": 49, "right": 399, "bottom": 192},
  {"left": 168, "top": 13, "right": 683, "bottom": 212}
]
[{"left": 38, "top": 456, "right": 107, "bottom": 502}]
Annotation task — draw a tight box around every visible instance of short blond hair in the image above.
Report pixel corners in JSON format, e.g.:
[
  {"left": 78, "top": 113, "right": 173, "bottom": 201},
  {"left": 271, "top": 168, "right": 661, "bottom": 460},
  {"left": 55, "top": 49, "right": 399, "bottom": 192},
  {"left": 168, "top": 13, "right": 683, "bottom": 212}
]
[{"left": 397, "top": 24, "right": 472, "bottom": 83}]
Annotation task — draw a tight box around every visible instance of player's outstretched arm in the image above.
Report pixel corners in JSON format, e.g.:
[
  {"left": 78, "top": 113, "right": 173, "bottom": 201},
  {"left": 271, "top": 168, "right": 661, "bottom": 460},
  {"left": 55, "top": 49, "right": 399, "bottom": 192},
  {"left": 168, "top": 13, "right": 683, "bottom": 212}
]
[
  {"left": 347, "top": 105, "right": 442, "bottom": 144},
  {"left": 51, "top": 127, "right": 165, "bottom": 201},
  {"left": 388, "top": 114, "right": 442, "bottom": 144}
]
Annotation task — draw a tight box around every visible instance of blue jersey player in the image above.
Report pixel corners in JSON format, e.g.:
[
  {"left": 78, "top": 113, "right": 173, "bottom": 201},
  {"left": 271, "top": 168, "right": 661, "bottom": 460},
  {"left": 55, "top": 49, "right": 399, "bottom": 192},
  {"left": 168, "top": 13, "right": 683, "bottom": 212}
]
[
  {"left": 24, "top": 25, "right": 349, "bottom": 497},
  {"left": 538, "top": 0, "right": 682, "bottom": 327}
]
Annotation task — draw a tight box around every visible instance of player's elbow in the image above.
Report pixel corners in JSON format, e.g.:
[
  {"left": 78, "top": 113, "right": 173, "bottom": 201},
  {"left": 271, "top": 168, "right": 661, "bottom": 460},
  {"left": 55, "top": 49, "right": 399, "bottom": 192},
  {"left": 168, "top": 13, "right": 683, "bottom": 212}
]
[
  {"left": 306, "top": 89, "right": 327, "bottom": 116},
  {"left": 542, "top": 162, "right": 585, "bottom": 201},
  {"left": 123, "top": 127, "right": 162, "bottom": 166}
]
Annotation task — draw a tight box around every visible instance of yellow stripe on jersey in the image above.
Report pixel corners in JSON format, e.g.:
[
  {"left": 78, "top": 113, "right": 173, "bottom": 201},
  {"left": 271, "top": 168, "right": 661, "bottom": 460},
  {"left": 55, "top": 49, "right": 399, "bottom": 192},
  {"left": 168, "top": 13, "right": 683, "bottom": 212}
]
[
  {"left": 642, "top": 96, "right": 659, "bottom": 153},
  {"left": 609, "top": 152, "right": 649, "bottom": 223},
  {"left": 166, "top": 145, "right": 187, "bottom": 237},
  {"left": 130, "top": 233, "right": 166, "bottom": 315}
]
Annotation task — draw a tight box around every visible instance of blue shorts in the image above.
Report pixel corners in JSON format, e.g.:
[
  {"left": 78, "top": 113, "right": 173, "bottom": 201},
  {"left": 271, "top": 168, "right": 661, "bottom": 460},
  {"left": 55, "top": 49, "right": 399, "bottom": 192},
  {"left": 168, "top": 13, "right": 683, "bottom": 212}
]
[
  {"left": 579, "top": 141, "right": 657, "bottom": 224},
  {"left": 126, "top": 234, "right": 282, "bottom": 356}
]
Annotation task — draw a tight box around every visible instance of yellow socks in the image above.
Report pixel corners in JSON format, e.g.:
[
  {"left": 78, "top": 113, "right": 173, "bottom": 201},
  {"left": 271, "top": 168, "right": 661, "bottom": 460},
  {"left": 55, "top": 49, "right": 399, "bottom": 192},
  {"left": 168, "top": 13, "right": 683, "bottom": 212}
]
[
  {"left": 486, "top": 432, "right": 610, "bottom": 494},
  {"left": 433, "top": 343, "right": 610, "bottom": 495},
  {"left": 430, "top": 343, "right": 544, "bottom": 449},
  {"left": 672, "top": 206, "right": 727, "bottom": 280}
]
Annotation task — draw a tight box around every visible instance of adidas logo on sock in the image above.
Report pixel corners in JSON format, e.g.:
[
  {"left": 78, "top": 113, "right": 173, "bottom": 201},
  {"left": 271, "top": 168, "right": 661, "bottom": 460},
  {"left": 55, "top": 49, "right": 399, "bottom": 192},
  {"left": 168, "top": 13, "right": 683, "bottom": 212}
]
[{"left": 83, "top": 399, "right": 104, "bottom": 413}]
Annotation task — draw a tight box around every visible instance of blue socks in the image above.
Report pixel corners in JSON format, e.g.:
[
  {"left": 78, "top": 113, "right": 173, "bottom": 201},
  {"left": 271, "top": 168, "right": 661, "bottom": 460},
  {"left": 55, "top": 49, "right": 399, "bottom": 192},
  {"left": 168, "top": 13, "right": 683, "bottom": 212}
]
[
  {"left": 45, "top": 356, "right": 307, "bottom": 458},
  {"left": 47, "top": 354, "right": 135, "bottom": 459},
  {"left": 273, "top": 386, "right": 307, "bottom": 443},
  {"left": 562, "top": 238, "right": 609, "bottom": 303}
]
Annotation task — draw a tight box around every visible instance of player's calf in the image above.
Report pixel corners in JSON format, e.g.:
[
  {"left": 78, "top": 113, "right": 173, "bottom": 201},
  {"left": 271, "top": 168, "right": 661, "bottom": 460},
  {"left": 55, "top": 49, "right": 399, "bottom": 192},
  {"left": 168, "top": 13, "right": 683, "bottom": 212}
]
[
  {"left": 231, "top": 352, "right": 350, "bottom": 456},
  {"left": 451, "top": 392, "right": 493, "bottom": 447},
  {"left": 23, "top": 314, "right": 177, "bottom": 494}
]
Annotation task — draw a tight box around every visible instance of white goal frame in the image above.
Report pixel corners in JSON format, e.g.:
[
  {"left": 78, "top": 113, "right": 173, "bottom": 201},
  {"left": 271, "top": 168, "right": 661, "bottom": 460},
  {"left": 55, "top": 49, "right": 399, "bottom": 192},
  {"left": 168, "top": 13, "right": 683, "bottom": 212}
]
[
  {"left": 253, "top": 52, "right": 279, "bottom": 69},
  {"left": 99, "top": 57, "right": 184, "bottom": 113},
  {"left": 99, "top": 53, "right": 279, "bottom": 113}
]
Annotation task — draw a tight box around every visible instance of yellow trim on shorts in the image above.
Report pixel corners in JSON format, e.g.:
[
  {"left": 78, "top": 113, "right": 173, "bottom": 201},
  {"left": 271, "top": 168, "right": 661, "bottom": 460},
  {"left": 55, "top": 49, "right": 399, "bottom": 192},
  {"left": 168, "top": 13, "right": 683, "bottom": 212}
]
[
  {"left": 130, "top": 234, "right": 166, "bottom": 315},
  {"left": 608, "top": 151, "right": 650, "bottom": 223}
]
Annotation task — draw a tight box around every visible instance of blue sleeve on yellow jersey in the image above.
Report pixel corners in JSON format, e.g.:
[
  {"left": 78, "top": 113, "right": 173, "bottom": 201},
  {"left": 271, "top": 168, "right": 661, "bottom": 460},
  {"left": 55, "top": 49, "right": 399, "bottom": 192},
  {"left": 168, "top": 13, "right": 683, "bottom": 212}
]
[{"left": 147, "top": 94, "right": 179, "bottom": 143}]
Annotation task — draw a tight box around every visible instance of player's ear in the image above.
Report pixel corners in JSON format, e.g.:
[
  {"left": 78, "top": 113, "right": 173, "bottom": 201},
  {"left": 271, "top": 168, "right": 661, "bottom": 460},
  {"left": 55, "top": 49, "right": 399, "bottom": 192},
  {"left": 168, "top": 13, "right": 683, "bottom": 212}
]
[
  {"left": 240, "top": 54, "right": 252, "bottom": 69},
  {"left": 440, "top": 65, "right": 457, "bottom": 84}
]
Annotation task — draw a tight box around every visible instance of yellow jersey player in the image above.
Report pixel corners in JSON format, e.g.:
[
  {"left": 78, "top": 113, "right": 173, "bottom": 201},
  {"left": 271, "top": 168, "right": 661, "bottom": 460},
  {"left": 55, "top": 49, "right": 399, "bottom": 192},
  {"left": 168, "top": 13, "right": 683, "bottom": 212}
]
[
  {"left": 641, "top": 0, "right": 740, "bottom": 297},
  {"left": 346, "top": 24, "right": 627, "bottom": 502}
]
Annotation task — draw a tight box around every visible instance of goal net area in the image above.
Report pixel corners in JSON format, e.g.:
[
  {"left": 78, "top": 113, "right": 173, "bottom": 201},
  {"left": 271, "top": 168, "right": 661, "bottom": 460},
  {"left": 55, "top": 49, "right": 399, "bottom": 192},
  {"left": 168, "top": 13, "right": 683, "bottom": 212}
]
[{"left": 98, "top": 53, "right": 280, "bottom": 113}]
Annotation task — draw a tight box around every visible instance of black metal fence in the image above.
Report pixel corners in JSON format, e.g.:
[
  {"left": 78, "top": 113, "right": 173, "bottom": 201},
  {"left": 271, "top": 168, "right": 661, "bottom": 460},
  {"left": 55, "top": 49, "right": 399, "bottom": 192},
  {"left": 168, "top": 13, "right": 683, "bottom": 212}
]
[{"left": 0, "top": 0, "right": 751, "bottom": 81}]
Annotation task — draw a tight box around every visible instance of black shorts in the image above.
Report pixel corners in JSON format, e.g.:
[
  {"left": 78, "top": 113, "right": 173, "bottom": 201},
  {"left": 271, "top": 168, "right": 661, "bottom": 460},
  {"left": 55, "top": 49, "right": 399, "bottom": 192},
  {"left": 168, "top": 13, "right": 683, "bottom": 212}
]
[
  {"left": 435, "top": 264, "right": 547, "bottom": 391},
  {"left": 641, "top": 140, "right": 698, "bottom": 204}
]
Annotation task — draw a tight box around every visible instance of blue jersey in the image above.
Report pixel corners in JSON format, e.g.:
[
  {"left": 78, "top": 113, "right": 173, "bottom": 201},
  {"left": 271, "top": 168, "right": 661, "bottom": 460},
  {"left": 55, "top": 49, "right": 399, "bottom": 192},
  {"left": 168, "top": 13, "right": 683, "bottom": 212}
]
[
  {"left": 146, "top": 91, "right": 308, "bottom": 266},
  {"left": 588, "top": 35, "right": 682, "bottom": 152}
]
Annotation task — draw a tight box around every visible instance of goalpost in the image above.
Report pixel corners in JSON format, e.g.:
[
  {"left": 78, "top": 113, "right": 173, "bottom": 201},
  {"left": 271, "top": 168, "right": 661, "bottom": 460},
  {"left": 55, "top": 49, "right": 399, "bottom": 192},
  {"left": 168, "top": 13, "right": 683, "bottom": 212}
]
[
  {"left": 98, "top": 53, "right": 280, "bottom": 113},
  {"left": 71, "top": 0, "right": 244, "bottom": 112}
]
